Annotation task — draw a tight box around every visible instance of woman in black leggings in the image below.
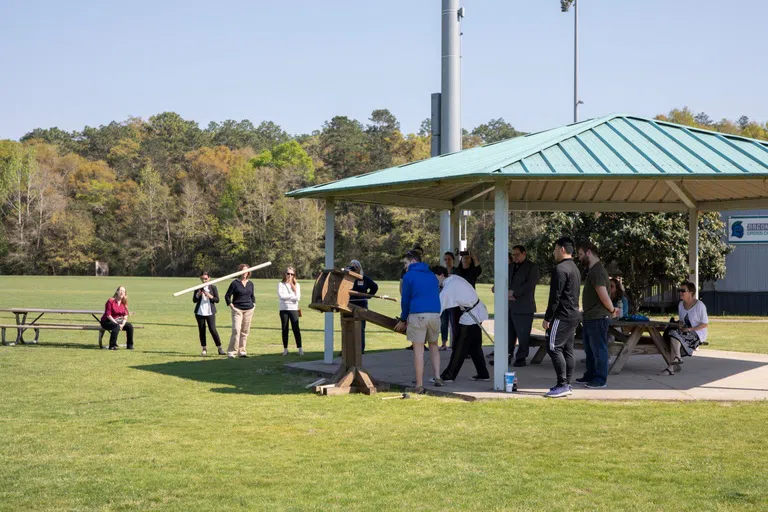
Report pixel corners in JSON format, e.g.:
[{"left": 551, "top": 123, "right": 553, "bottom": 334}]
[
  {"left": 192, "top": 271, "right": 224, "bottom": 356},
  {"left": 277, "top": 266, "right": 302, "bottom": 355}
]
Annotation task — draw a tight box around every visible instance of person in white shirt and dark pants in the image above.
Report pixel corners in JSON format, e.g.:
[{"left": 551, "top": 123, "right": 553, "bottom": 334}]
[
  {"left": 432, "top": 266, "right": 491, "bottom": 383},
  {"left": 277, "top": 266, "right": 303, "bottom": 355},
  {"left": 192, "top": 271, "right": 224, "bottom": 356}
]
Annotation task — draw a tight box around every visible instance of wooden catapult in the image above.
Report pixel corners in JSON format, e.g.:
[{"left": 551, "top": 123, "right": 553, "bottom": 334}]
[{"left": 308, "top": 268, "right": 403, "bottom": 396}]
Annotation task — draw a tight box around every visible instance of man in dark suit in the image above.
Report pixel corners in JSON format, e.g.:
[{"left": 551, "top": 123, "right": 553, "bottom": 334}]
[
  {"left": 506, "top": 245, "right": 539, "bottom": 367},
  {"left": 193, "top": 271, "right": 225, "bottom": 356}
]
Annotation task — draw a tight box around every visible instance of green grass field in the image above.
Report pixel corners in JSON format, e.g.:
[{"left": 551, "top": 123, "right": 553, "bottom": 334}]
[{"left": 1, "top": 276, "right": 767, "bottom": 511}]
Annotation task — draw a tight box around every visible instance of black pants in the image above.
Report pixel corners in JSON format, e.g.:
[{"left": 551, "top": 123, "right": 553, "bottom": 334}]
[
  {"left": 509, "top": 312, "right": 534, "bottom": 362},
  {"left": 101, "top": 319, "right": 134, "bottom": 349},
  {"left": 195, "top": 314, "right": 221, "bottom": 347},
  {"left": 279, "top": 310, "right": 302, "bottom": 348},
  {"left": 441, "top": 324, "right": 489, "bottom": 381},
  {"left": 546, "top": 318, "right": 579, "bottom": 387}
]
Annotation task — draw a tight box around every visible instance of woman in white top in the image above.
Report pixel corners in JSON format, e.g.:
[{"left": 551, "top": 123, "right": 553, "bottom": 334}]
[
  {"left": 277, "top": 266, "right": 302, "bottom": 355},
  {"left": 662, "top": 280, "right": 708, "bottom": 375},
  {"left": 192, "top": 271, "right": 224, "bottom": 356}
]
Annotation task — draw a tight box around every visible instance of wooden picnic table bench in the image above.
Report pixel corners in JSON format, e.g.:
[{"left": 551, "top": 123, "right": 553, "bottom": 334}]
[
  {"left": 527, "top": 315, "right": 676, "bottom": 374},
  {"left": 0, "top": 308, "right": 142, "bottom": 348}
]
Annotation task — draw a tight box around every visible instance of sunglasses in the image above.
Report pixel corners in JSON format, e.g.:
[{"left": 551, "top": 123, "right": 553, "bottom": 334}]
[
  {"left": 285, "top": 272, "right": 294, "bottom": 275},
  {"left": 677, "top": 289, "right": 688, "bottom": 293}
]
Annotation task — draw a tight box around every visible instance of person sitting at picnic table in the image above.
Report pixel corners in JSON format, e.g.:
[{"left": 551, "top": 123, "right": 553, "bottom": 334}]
[
  {"left": 662, "top": 281, "right": 708, "bottom": 376},
  {"left": 609, "top": 278, "right": 628, "bottom": 318},
  {"left": 100, "top": 285, "right": 134, "bottom": 350}
]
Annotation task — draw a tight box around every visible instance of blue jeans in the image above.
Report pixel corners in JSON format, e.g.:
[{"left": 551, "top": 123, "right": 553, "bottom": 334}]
[{"left": 581, "top": 317, "right": 610, "bottom": 385}]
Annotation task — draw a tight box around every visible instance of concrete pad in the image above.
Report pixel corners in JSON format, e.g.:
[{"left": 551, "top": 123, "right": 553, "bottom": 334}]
[{"left": 286, "top": 346, "right": 768, "bottom": 401}]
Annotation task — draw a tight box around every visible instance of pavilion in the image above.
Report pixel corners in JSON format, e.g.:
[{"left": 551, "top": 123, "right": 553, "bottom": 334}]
[{"left": 287, "top": 114, "right": 768, "bottom": 391}]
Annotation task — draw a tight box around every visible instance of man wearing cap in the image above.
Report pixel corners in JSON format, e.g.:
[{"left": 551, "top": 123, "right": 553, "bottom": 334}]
[
  {"left": 394, "top": 250, "right": 444, "bottom": 392},
  {"left": 347, "top": 259, "right": 378, "bottom": 354}
]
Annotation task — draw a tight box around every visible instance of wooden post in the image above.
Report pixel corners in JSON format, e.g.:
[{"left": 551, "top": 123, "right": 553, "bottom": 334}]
[
  {"left": 493, "top": 180, "right": 509, "bottom": 391},
  {"left": 324, "top": 198, "right": 336, "bottom": 364}
]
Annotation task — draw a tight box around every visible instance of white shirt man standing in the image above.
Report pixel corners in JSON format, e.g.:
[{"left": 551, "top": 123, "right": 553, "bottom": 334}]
[{"left": 432, "top": 266, "right": 490, "bottom": 383}]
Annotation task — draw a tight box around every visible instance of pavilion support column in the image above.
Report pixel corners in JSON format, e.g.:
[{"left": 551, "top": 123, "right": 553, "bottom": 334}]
[
  {"left": 688, "top": 208, "right": 699, "bottom": 299},
  {"left": 493, "top": 181, "right": 509, "bottom": 391},
  {"left": 440, "top": 210, "right": 451, "bottom": 257},
  {"left": 450, "top": 207, "right": 460, "bottom": 254},
  {"left": 324, "top": 198, "right": 336, "bottom": 363}
]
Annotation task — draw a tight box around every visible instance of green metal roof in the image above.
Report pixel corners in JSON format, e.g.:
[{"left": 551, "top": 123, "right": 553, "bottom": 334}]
[{"left": 286, "top": 114, "right": 768, "bottom": 212}]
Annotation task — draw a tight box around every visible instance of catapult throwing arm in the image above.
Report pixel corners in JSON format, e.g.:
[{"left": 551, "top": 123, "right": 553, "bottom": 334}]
[{"left": 348, "top": 290, "right": 398, "bottom": 302}]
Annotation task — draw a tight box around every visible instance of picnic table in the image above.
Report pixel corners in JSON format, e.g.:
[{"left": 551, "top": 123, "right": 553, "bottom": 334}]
[
  {"left": 528, "top": 314, "right": 675, "bottom": 374},
  {"left": 0, "top": 308, "right": 107, "bottom": 346},
  {"left": 605, "top": 319, "right": 674, "bottom": 374}
]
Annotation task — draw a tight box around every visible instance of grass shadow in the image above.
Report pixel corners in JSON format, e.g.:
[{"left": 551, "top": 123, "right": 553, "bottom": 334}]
[{"left": 131, "top": 353, "right": 321, "bottom": 396}]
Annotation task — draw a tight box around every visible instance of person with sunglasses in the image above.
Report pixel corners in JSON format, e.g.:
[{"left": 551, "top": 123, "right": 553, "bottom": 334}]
[
  {"left": 661, "top": 281, "right": 708, "bottom": 375},
  {"left": 193, "top": 271, "right": 225, "bottom": 356},
  {"left": 277, "top": 266, "right": 303, "bottom": 356}
]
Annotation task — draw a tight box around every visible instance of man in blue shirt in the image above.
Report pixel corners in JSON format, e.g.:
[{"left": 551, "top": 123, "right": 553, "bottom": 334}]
[{"left": 394, "top": 250, "right": 444, "bottom": 392}]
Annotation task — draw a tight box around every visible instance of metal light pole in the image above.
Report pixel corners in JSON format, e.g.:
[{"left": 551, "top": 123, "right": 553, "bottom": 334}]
[{"left": 561, "top": 0, "right": 582, "bottom": 122}]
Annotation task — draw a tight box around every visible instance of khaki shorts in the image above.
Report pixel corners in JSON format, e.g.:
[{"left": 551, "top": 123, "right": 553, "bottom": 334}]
[{"left": 406, "top": 313, "right": 440, "bottom": 344}]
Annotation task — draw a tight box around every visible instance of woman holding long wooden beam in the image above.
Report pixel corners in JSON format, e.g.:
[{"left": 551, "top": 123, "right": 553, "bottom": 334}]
[{"left": 224, "top": 263, "right": 256, "bottom": 358}]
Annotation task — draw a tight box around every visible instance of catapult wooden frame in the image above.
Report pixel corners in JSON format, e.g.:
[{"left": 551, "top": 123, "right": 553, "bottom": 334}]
[{"left": 309, "top": 269, "right": 401, "bottom": 396}]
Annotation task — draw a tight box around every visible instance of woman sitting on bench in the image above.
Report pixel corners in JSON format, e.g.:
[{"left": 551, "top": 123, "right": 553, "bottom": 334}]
[
  {"left": 662, "top": 281, "right": 708, "bottom": 375},
  {"left": 101, "top": 286, "right": 134, "bottom": 350}
]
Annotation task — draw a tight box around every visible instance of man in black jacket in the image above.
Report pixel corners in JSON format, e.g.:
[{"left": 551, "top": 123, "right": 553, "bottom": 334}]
[
  {"left": 542, "top": 237, "right": 581, "bottom": 398},
  {"left": 192, "top": 271, "right": 225, "bottom": 356},
  {"left": 507, "top": 245, "right": 539, "bottom": 367}
]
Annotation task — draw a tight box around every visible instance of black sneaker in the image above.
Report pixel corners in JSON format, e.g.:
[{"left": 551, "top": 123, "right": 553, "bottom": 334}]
[
  {"left": 574, "top": 377, "right": 590, "bottom": 385},
  {"left": 471, "top": 375, "right": 490, "bottom": 381},
  {"left": 217, "top": 347, "right": 226, "bottom": 356},
  {"left": 512, "top": 360, "right": 526, "bottom": 367}
]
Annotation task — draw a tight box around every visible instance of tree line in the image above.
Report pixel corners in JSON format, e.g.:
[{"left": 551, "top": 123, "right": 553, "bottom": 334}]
[{"left": 0, "top": 106, "right": 764, "bottom": 306}]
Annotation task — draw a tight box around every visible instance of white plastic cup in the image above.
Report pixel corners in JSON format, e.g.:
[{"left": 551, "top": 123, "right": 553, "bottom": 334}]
[{"left": 504, "top": 371, "right": 516, "bottom": 393}]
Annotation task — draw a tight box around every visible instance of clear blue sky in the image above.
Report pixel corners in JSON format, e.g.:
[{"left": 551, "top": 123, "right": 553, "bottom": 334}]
[{"left": 2, "top": 0, "right": 766, "bottom": 140}]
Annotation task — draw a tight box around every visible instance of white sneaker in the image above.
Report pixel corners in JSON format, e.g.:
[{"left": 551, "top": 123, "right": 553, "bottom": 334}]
[
  {"left": 298, "top": 348, "right": 304, "bottom": 356},
  {"left": 201, "top": 348, "right": 207, "bottom": 356},
  {"left": 227, "top": 353, "right": 236, "bottom": 359},
  {"left": 282, "top": 349, "right": 288, "bottom": 356}
]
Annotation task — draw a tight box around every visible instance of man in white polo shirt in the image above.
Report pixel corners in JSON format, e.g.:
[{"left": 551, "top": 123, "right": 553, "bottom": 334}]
[{"left": 432, "top": 266, "right": 491, "bottom": 383}]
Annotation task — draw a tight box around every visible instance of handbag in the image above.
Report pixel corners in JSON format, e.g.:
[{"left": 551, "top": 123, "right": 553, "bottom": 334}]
[{"left": 298, "top": 308, "right": 302, "bottom": 318}]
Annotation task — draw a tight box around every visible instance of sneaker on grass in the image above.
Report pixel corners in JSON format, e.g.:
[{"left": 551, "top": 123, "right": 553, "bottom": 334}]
[{"left": 544, "top": 385, "right": 572, "bottom": 398}]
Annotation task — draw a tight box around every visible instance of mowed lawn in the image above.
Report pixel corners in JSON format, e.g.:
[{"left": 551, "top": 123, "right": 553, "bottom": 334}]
[{"left": 1, "top": 276, "right": 767, "bottom": 512}]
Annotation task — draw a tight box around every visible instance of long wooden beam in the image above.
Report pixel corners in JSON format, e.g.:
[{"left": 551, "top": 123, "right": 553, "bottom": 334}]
[{"left": 172, "top": 261, "right": 272, "bottom": 297}]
